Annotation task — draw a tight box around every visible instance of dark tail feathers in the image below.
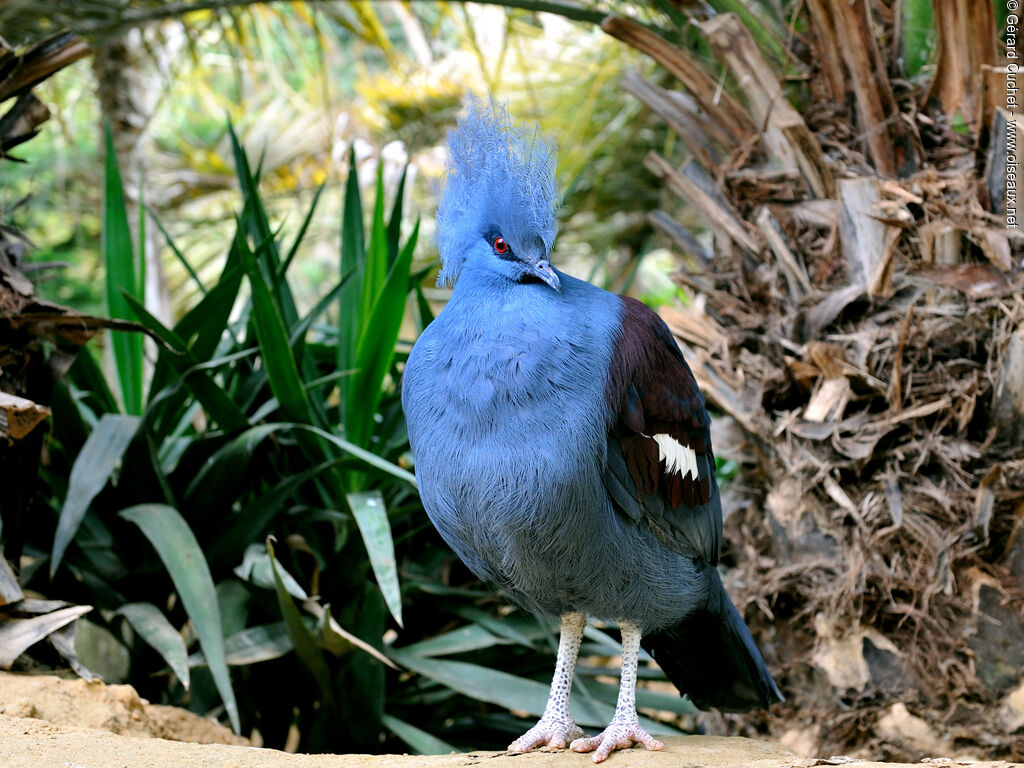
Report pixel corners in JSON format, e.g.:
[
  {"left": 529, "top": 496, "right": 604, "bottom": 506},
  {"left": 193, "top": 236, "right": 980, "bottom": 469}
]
[{"left": 641, "top": 573, "right": 783, "bottom": 713}]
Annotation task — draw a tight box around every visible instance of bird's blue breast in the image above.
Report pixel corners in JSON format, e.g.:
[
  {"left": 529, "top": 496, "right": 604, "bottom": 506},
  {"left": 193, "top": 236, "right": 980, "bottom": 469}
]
[{"left": 403, "top": 272, "right": 617, "bottom": 598}]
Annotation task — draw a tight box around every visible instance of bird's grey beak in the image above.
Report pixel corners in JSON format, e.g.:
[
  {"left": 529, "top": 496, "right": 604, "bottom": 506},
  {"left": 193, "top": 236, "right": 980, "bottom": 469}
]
[{"left": 534, "top": 259, "right": 561, "bottom": 293}]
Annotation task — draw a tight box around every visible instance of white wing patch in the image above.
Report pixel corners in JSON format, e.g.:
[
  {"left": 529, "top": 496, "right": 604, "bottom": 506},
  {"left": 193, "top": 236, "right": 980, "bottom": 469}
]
[{"left": 652, "top": 433, "right": 700, "bottom": 481}]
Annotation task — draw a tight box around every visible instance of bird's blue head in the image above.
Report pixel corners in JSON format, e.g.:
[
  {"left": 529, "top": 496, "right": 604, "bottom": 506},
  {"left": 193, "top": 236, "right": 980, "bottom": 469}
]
[{"left": 436, "top": 94, "right": 561, "bottom": 292}]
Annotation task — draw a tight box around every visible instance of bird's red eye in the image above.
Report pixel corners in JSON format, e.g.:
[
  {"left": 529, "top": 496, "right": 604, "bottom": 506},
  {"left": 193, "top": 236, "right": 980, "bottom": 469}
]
[{"left": 493, "top": 237, "right": 508, "bottom": 254}]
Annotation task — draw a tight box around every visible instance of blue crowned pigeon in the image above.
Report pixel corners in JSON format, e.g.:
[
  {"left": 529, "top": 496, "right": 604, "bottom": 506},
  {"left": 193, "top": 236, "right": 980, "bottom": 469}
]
[{"left": 402, "top": 96, "right": 782, "bottom": 762}]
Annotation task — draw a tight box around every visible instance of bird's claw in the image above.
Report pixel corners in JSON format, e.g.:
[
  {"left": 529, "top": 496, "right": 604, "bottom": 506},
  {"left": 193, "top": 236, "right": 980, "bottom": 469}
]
[
  {"left": 570, "top": 718, "right": 664, "bottom": 763},
  {"left": 508, "top": 716, "right": 584, "bottom": 752}
]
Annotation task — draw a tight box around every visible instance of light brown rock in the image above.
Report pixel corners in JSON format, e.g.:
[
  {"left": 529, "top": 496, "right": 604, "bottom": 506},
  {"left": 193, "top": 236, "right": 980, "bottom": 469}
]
[{"left": 0, "top": 671, "right": 245, "bottom": 745}]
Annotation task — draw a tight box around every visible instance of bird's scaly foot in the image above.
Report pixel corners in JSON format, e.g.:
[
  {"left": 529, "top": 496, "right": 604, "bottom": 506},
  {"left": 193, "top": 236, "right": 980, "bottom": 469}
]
[
  {"left": 570, "top": 717, "right": 664, "bottom": 763},
  {"left": 508, "top": 715, "right": 584, "bottom": 752}
]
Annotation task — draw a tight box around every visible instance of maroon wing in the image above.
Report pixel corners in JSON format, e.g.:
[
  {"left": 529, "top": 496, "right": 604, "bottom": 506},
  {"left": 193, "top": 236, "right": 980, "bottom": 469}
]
[{"left": 602, "top": 296, "right": 722, "bottom": 565}]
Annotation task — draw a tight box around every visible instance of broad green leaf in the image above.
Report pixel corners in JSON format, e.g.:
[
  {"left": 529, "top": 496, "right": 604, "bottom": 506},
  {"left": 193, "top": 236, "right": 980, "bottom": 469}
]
[
  {"left": 290, "top": 267, "right": 355, "bottom": 349},
  {"left": 634, "top": 686, "right": 698, "bottom": 716},
  {"left": 312, "top": 602, "right": 394, "bottom": 667},
  {"left": 66, "top": 348, "right": 118, "bottom": 421},
  {"left": 208, "top": 458, "right": 341, "bottom": 565},
  {"left": 392, "top": 649, "right": 678, "bottom": 736},
  {"left": 102, "top": 122, "right": 144, "bottom": 415},
  {"left": 347, "top": 491, "right": 402, "bottom": 627},
  {"left": 453, "top": 607, "right": 542, "bottom": 649},
  {"left": 236, "top": 223, "right": 315, "bottom": 426},
  {"left": 136, "top": 177, "right": 147, "bottom": 302},
  {"left": 385, "top": 165, "right": 407, "bottom": 269},
  {"left": 120, "top": 504, "right": 239, "bottom": 733},
  {"left": 228, "top": 123, "right": 297, "bottom": 326},
  {"left": 149, "top": 204, "right": 205, "bottom": 295},
  {"left": 337, "top": 146, "right": 364, "bottom": 417},
  {"left": 299, "top": 424, "right": 416, "bottom": 488},
  {"left": 234, "top": 543, "right": 308, "bottom": 600},
  {"left": 400, "top": 624, "right": 510, "bottom": 658},
  {"left": 173, "top": 257, "right": 243, "bottom": 355},
  {"left": 189, "top": 622, "right": 293, "bottom": 667},
  {"left": 280, "top": 182, "right": 325, "bottom": 281},
  {"left": 266, "top": 538, "right": 334, "bottom": 708},
  {"left": 185, "top": 423, "right": 280, "bottom": 501},
  {"left": 389, "top": 650, "right": 606, "bottom": 728},
  {"left": 381, "top": 714, "right": 456, "bottom": 756},
  {"left": 51, "top": 414, "right": 140, "bottom": 577},
  {"left": 901, "top": 0, "right": 935, "bottom": 77},
  {"left": 125, "top": 295, "right": 249, "bottom": 432},
  {"left": 360, "top": 162, "right": 388, "bottom": 323},
  {"left": 414, "top": 284, "right": 434, "bottom": 332},
  {"left": 216, "top": 580, "right": 251, "bottom": 638},
  {"left": 147, "top": 255, "right": 243, "bottom": 407},
  {"left": 347, "top": 219, "right": 418, "bottom": 447},
  {"left": 117, "top": 602, "right": 190, "bottom": 689}
]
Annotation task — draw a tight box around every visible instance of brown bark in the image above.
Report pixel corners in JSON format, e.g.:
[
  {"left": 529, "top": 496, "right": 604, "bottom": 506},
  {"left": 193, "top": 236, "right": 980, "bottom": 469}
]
[
  {"left": 621, "top": 72, "right": 723, "bottom": 171},
  {"left": 602, "top": 15, "right": 757, "bottom": 148},
  {"left": 644, "top": 151, "right": 760, "bottom": 254},
  {"left": 928, "top": 0, "right": 999, "bottom": 137},
  {"left": 805, "top": 0, "right": 919, "bottom": 177},
  {"left": 700, "top": 13, "right": 835, "bottom": 198}
]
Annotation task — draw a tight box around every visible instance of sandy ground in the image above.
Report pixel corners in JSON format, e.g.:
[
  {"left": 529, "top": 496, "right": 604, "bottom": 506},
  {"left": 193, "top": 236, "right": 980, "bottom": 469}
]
[{"left": 0, "top": 672, "right": 1017, "bottom": 768}]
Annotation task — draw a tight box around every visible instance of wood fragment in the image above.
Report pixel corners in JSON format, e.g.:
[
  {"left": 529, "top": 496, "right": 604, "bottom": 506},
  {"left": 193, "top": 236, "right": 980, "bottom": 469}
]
[
  {"left": 804, "top": 0, "right": 918, "bottom": 176},
  {"left": 0, "top": 391, "right": 50, "bottom": 441},
  {"left": 644, "top": 151, "right": 761, "bottom": 253},
  {"left": 0, "top": 558, "right": 23, "bottom": 608},
  {"left": 756, "top": 207, "right": 813, "bottom": 299},
  {"left": 0, "top": 32, "right": 91, "bottom": 104},
  {"left": 890, "top": 305, "right": 914, "bottom": 408},
  {"left": 700, "top": 13, "right": 834, "bottom": 198},
  {"left": 0, "top": 605, "right": 92, "bottom": 669},
  {"left": 976, "top": 228, "right": 1012, "bottom": 272},
  {"left": 647, "top": 210, "right": 712, "bottom": 266},
  {"left": 918, "top": 221, "right": 962, "bottom": 265},
  {"left": 927, "top": 0, "right": 999, "bottom": 137},
  {"left": 913, "top": 264, "right": 1012, "bottom": 299},
  {"left": 871, "top": 396, "right": 953, "bottom": 429},
  {"left": 993, "top": 329, "right": 1024, "bottom": 447},
  {"left": 784, "top": 199, "right": 840, "bottom": 229},
  {"left": 802, "top": 283, "right": 866, "bottom": 341},
  {"left": 972, "top": 465, "right": 1001, "bottom": 545},
  {"left": 984, "top": 108, "right": 1009, "bottom": 214},
  {"left": 660, "top": 304, "right": 728, "bottom": 350},
  {"left": 883, "top": 475, "right": 904, "bottom": 528},
  {"left": 621, "top": 73, "right": 722, "bottom": 169},
  {"left": 804, "top": 377, "right": 851, "bottom": 422},
  {"left": 601, "top": 15, "right": 757, "bottom": 145},
  {"left": 838, "top": 177, "right": 901, "bottom": 297},
  {"left": 663, "top": 90, "right": 743, "bottom": 154},
  {"left": 824, "top": 475, "right": 859, "bottom": 517}
]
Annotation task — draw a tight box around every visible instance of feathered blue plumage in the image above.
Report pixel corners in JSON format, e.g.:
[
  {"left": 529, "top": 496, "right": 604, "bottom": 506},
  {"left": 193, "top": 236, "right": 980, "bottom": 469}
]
[
  {"left": 435, "top": 94, "right": 559, "bottom": 286},
  {"left": 402, "top": 96, "right": 782, "bottom": 737}
]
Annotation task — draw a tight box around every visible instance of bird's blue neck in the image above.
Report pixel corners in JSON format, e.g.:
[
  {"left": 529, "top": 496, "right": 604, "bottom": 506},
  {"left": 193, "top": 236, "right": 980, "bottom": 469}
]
[{"left": 445, "top": 256, "right": 560, "bottom": 322}]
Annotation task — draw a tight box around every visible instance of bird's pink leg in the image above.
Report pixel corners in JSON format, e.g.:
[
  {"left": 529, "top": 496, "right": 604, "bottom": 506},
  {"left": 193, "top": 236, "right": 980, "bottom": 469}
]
[
  {"left": 508, "top": 612, "right": 585, "bottom": 752},
  {"left": 570, "top": 622, "right": 664, "bottom": 763}
]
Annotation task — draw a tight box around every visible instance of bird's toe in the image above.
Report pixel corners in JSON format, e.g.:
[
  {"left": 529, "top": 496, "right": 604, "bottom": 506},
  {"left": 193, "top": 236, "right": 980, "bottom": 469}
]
[
  {"left": 508, "top": 717, "right": 583, "bottom": 753},
  {"left": 570, "top": 720, "right": 664, "bottom": 762}
]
